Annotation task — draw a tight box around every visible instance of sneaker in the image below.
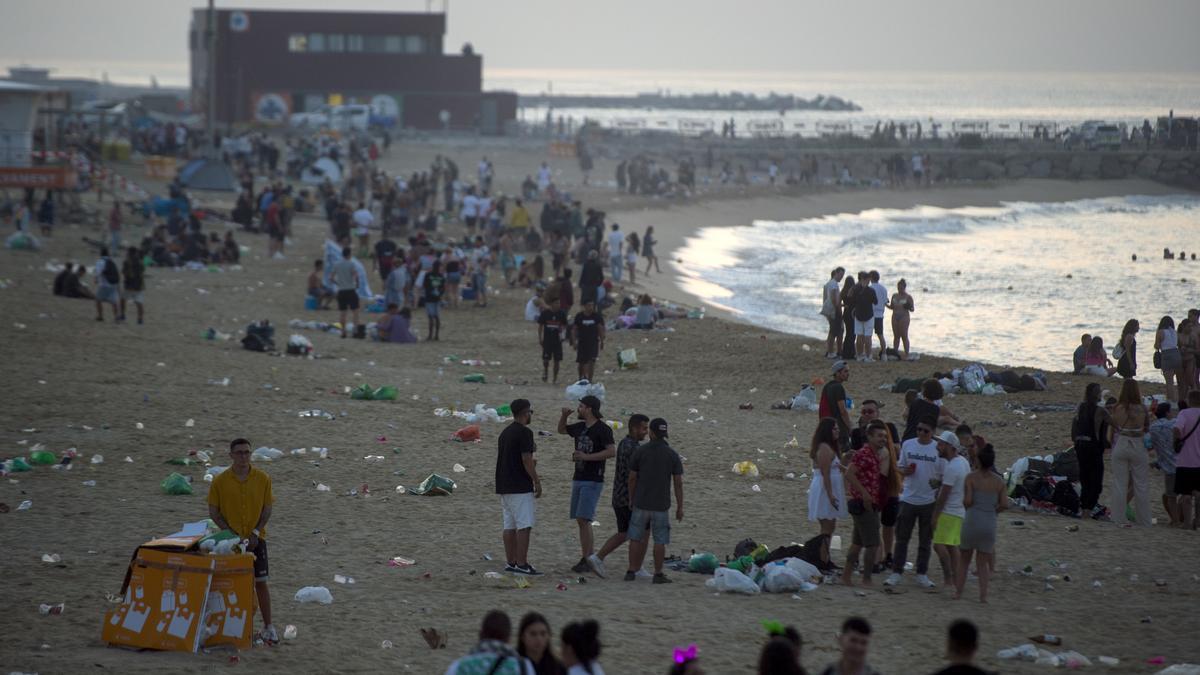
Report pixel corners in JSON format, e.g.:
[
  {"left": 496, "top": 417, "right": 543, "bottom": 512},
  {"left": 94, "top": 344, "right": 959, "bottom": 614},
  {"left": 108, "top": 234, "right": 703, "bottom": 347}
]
[
  {"left": 570, "top": 558, "right": 590, "bottom": 574},
  {"left": 261, "top": 624, "right": 280, "bottom": 645},
  {"left": 883, "top": 573, "right": 902, "bottom": 587},
  {"left": 503, "top": 562, "right": 518, "bottom": 573},
  {"left": 587, "top": 554, "right": 607, "bottom": 579},
  {"left": 652, "top": 573, "right": 672, "bottom": 584},
  {"left": 635, "top": 569, "right": 653, "bottom": 579},
  {"left": 623, "top": 571, "right": 637, "bottom": 581},
  {"left": 513, "top": 564, "right": 543, "bottom": 576},
  {"left": 915, "top": 574, "right": 936, "bottom": 589}
]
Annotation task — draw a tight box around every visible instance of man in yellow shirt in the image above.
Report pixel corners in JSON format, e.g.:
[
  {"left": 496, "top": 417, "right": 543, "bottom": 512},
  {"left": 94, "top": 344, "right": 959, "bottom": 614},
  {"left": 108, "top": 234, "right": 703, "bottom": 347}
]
[
  {"left": 208, "top": 438, "right": 278, "bottom": 644},
  {"left": 509, "top": 199, "right": 531, "bottom": 230}
]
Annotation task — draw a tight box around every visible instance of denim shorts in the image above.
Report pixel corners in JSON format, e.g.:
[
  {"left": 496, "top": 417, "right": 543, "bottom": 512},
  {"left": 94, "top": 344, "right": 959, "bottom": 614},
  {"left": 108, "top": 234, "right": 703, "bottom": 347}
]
[
  {"left": 569, "top": 480, "right": 603, "bottom": 520},
  {"left": 627, "top": 508, "right": 671, "bottom": 545}
]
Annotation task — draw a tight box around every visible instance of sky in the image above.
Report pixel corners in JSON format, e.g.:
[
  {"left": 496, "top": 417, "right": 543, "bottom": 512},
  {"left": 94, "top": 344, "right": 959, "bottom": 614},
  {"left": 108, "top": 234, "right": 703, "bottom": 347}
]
[{"left": 1, "top": 0, "right": 1198, "bottom": 89}]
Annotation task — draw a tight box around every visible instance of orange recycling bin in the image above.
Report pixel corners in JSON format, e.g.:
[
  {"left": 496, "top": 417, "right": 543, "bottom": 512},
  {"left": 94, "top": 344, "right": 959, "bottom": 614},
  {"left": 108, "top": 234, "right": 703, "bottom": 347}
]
[{"left": 102, "top": 541, "right": 256, "bottom": 652}]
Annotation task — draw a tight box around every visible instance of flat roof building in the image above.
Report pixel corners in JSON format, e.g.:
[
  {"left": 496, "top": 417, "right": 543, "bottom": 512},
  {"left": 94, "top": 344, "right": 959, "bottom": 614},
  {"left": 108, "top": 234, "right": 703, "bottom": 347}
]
[{"left": 189, "top": 8, "right": 514, "bottom": 133}]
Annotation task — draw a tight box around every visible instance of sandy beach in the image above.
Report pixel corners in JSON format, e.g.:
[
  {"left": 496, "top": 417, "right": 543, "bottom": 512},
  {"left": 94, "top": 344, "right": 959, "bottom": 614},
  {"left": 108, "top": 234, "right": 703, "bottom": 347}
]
[{"left": 2, "top": 140, "right": 1200, "bottom": 675}]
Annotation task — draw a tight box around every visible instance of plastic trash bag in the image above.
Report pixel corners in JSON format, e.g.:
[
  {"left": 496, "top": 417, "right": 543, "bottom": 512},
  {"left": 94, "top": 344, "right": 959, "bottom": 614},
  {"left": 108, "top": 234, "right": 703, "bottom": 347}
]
[
  {"left": 29, "top": 450, "right": 57, "bottom": 465},
  {"left": 688, "top": 552, "right": 719, "bottom": 574},
  {"left": 161, "top": 472, "right": 193, "bottom": 496},
  {"left": 791, "top": 386, "right": 818, "bottom": 411},
  {"left": 732, "top": 461, "right": 760, "bottom": 478},
  {"left": 617, "top": 348, "right": 638, "bottom": 370},
  {"left": 5, "top": 231, "right": 41, "bottom": 250},
  {"left": 351, "top": 384, "right": 375, "bottom": 400},
  {"left": 452, "top": 425, "right": 481, "bottom": 442},
  {"left": 205, "top": 466, "right": 229, "bottom": 480},
  {"left": 782, "top": 557, "right": 822, "bottom": 582},
  {"left": 294, "top": 586, "right": 334, "bottom": 604},
  {"left": 565, "top": 379, "right": 606, "bottom": 402},
  {"left": 705, "top": 567, "right": 760, "bottom": 594},
  {"left": 996, "top": 644, "right": 1040, "bottom": 661},
  {"left": 286, "top": 334, "right": 314, "bottom": 356},
  {"left": 762, "top": 564, "right": 807, "bottom": 593},
  {"left": 409, "top": 473, "right": 457, "bottom": 496},
  {"left": 251, "top": 447, "right": 284, "bottom": 462},
  {"left": 463, "top": 373, "right": 486, "bottom": 383}
]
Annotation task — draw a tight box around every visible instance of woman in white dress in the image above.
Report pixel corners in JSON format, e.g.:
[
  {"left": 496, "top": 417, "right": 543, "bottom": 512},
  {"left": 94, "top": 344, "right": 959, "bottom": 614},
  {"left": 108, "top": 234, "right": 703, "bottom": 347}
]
[{"left": 808, "top": 417, "right": 848, "bottom": 568}]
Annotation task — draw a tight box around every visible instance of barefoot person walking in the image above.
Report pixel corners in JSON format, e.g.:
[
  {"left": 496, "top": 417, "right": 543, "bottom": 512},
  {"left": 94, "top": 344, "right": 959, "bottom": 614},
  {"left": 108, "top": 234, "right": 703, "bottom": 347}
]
[
  {"left": 954, "top": 444, "right": 1006, "bottom": 602},
  {"left": 888, "top": 279, "right": 914, "bottom": 360}
]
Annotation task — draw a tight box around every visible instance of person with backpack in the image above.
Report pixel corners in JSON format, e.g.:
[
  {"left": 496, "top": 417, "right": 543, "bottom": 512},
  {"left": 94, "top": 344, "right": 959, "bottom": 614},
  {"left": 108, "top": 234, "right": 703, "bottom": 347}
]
[
  {"left": 1114, "top": 319, "right": 1139, "bottom": 379},
  {"left": 93, "top": 246, "right": 121, "bottom": 322},
  {"left": 445, "top": 610, "right": 536, "bottom": 675}
]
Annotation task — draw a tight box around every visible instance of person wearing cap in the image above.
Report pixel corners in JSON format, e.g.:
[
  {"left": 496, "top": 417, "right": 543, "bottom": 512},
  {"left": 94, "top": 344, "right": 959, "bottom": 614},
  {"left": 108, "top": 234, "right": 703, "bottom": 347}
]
[
  {"left": 884, "top": 415, "right": 943, "bottom": 589},
  {"left": 820, "top": 361, "right": 854, "bottom": 453},
  {"left": 559, "top": 396, "right": 616, "bottom": 576},
  {"left": 496, "top": 399, "right": 543, "bottom": 576},
  {"left": 569, "top": 299, "right": 606, "bottom": 382},
  {"left": 625, "top": 417, "right": 684, "bottom": 584},
  {"left": 931, "top": 430, "right": 970, "bottom": 588}
]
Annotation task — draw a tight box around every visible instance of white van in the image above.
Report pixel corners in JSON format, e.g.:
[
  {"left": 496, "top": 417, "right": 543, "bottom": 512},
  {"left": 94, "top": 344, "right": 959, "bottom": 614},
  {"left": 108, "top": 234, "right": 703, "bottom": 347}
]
[{"left": 331, "top": 104, "right": 370, "bottom": 133}]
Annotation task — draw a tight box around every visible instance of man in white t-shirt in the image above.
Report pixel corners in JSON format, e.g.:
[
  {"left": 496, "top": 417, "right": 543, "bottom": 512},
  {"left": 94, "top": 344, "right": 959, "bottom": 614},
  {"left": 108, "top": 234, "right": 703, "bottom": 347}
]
[
  {"left": 911, "top": 153, "right": 925, "bottom": 185},
  {"left": 931, "top": 431, "right": 969, "bottom": 588},
  {"left": 869, "top": 271, "right": 888, "bottom": 360},
  {"left": 536, "top": 162, "right": 551, "bottom": 194},
  {"left": 822, "top": 267, "right": 845, "bottom": 358},
  {"left": 884, "top": 417, "right": 944, "bottom": 588},
  {"left": 607, "top": 224, "right": 624, "bottom": 283},
  {"left": 460, "top": 188, "right": 480, "bottom": 232}
]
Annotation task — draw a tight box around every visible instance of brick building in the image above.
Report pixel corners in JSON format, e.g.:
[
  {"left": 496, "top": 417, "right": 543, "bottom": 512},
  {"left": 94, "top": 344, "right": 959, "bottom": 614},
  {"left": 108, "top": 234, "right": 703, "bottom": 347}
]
[{"left": 189, "top": 8, "right": 515, "bottom": 133}]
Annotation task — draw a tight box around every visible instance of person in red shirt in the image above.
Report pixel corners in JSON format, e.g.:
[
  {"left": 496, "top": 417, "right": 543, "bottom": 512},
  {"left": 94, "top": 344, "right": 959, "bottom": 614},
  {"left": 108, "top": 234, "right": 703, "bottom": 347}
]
[
  {"left": 842, "top": 420, "right": 889, "bottom": 586},
  {"left": 265, "top": 199, "right": 284, "bottom": 258}
]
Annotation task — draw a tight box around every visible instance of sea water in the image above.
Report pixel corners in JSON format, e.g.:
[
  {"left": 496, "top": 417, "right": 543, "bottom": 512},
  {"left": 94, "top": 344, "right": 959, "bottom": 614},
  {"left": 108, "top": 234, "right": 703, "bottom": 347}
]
[{"left": 675, "top": 194, "right": 1200, "bottom": 375}]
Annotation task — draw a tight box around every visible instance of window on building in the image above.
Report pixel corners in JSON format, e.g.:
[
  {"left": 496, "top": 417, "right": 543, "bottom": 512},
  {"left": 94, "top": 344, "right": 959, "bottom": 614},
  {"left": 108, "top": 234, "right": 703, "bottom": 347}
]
[
  {"left": 327, "top": 33, "right": 345, "bottom": 52},
  {"left": 308, "top": 32, "right": 325, "bottom": 52},
  {"left": 347, "top": 34, "right": 364, "bottom": 52},
  {"left": 364, "top": 35, "right": 385, "bottom": 52},
  {"left": 288, "top": 34, "right": 308, "bottom": 52},
  {"left": 404, "top": 35, "right": 426, "bottom": 54},
  {"left": 384, "top": 36, "right": 403, "bottom": 53}
]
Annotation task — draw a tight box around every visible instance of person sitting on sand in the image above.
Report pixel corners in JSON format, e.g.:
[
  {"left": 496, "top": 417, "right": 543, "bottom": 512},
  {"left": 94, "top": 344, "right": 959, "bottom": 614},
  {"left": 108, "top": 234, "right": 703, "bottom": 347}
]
[
  {"left": 1073, "top": 333, "right": 1092, "bottom": 374},
  {"left": 307, "top": 260, "right": 333, "bottom": 309},
  {"left": 376, "top": 304, "right": 417, "bottom": 343},
  {"left": 632, "top": 294, "right": 657, "bottom": 329},
  {"left": 1082, "top": 336, "right": 1117, "bottom": 377},
  {"left": 445, "top": 610, "right": 535, "bottom": 675},
  {"left": 63, "top": 265, "right": 93, "bottom": 299},
  {"left": 52, "top": 263, "right": 73, "bottom": 296},
  {"left": 902, "top": 379, "right": 961, "bottom": 440}
]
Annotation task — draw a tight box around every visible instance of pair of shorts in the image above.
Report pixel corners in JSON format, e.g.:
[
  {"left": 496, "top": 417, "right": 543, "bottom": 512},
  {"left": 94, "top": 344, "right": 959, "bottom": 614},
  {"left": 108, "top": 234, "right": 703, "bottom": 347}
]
[
  {"left": 500, "top": 492, "right": 536, "bottom": 530},
  {"left": 613, "top": 505, "right": 632, "bottom": 534},
  {"left": 1164, "top": 472, "right": 1176, "bottom": 497},
  {"left": 124, "top": 291, "right": 144, "bottom": 304},
  {"left": 825, "top": 312, "right": 843, "bottom": 335},
  {"left": 425, "top": 301, "right": 440, "bottom": 317},
  {"left": 251, "top": 538, "right": 269, "bottom": 580},
  {"left": 446, "top": 272, "right": 462, "bottom": 285},
  {"left": 336, "top": 289, "right": 360, "bottom": 311},
  {"left": 1173, "top": 466, "right": 1200, "bottom": 496},
  {"left": 627, "top": 508, "right": 671, "bottom": 545},
  {"left": 850, "top": 506, "right": 882, "bottom": 548},
  {"left": 576, "top": 344, "right": 599, "bottom": 364},
  {"left": 464, "top": 216, "right": 478, "bottom": 229},
  {"left": 932, "top": 513, "right": 963, "bottom": 546},
  {"left": 542, "top": 339, "right": 563, "bottom": 362},
  {"left": 472, "top": 273, "right": 487, "bottom": 294},
  {"left": 569, "top": 480, "right": 604, "bottom": 520},
  {"left": 854, "top": 318, "right": 873, "bottom": 336},
  {"left": 96, "top": 283, "right": 120, "bottom": 304},
  {"left": 880, "top": 496, "right": 900, "bottom": 527},
  {"left": 873, "top": 317, "right": 885, "bottom": 336}
]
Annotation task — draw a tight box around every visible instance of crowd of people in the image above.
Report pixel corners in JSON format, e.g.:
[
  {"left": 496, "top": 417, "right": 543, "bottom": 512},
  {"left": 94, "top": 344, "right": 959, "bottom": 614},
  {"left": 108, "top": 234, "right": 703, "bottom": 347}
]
[
  {"left": 822, "top": 267, "right": 915, "bottom": 362},
  {"left": 440, "top": 608, "right": 990, "bottom": 675}
]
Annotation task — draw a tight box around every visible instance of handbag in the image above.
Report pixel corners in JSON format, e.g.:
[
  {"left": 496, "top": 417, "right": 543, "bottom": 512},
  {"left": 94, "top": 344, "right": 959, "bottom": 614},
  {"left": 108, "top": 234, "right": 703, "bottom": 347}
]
[
  {"left": 1153, "top": 350, "right": 1162, "bottom": 369},
  {"left": 1176, "top": 416, "right": 1200, "bottom": 453}
]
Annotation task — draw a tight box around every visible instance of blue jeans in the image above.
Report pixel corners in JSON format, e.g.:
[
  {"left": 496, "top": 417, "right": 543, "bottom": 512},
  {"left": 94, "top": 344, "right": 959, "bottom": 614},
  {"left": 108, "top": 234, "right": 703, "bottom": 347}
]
[
  {"left": 569, "top": 480, "right": 603, "bottom": 520},
  {"left": 610, "top": 255, "right": 623, "bottom": 282},
  {"left": 627, "top": 508, "right": 671, "bottom": 544}
]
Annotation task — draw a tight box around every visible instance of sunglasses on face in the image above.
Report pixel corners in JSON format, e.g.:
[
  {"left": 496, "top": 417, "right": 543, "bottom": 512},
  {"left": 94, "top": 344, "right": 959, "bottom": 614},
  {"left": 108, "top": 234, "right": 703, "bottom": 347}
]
[{"left": 917, "top": 426, "right": 932, "bottom": 433}]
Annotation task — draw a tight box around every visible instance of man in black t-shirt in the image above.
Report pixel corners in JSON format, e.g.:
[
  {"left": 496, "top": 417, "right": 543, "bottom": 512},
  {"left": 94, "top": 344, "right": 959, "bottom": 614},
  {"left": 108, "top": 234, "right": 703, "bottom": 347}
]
[
  {"left": 373, "top": 237, "right": 398, "bottom": 283},
  {"left": 820, "top": 360, "right": 853, "bottom": 452},
  {"left": 849, "top": 400, "right": 900, "bottom": 450},
  {"left": 593, "top": 414, "right": 649, "bottom": 578},
  {"left": 537, "top": 306, "right": 568, "bottom": 383},
  {"left": 852, "top": 271, "right": 877, "bottom": 362},
  {"left": 558, "top": 395, "right": 616, "bottom": 577},
  {"left": 569, "top": 300, "right": 605, "bottom": 382},
  {"left": 625, "top": 418, "right": 684, "bottom": 584},
  {"left": 495, "top": 399, "right": 543, "bottom": 576},
  {"left": 929, "top": 620, "right": 991, "bottom": 675}
]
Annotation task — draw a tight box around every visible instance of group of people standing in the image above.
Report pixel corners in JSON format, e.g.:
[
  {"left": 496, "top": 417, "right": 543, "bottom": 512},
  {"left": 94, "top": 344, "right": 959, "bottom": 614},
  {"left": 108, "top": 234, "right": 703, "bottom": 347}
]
[{"left": 822, "top": 267, "right": 914, "bottom": 362}]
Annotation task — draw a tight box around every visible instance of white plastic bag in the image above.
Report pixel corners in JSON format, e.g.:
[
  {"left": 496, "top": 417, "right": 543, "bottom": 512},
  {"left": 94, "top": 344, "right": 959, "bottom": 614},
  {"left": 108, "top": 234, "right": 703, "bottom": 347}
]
[
  {"left": 791, "top": 387, "right": 818, "bottom": 411},
  {"left": 565, "top": 379, "right": 606, "bottom": 402},
  {"left": 762, "top": 565, "right": 806, "bottom": 593},
  {"left": 996, "top": 644, "right": 1039, "bottom": 661},
  {"left": 705, "top": 567, "right": 760, "bottom": 594},
  {"left": 251, "top": 447, "right": 284, "bottom": 462},
  {"left": 782, "top": 557, "right": 822, "bottom": 582},
  {"left": 294, "top": 586, "right": 334, "bottom": 604}
]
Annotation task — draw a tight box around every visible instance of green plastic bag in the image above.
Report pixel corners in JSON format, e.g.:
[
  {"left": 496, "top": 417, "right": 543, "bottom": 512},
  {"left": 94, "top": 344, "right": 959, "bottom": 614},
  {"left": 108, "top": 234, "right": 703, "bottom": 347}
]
[
  {"left": 161, "top": 472, "right": 194, "bottom": 496},
  {"left": 165, "top": 457, "right": 193, "bottom": 466},
  {"left": 688, "top": 552, "right": 719, "bottom": 574},
  {"left": 30, "top": 450, "right": 57, "bottom": 465},
  {"left": 496, "top": 404, "right": 512, "bottom": 416},
  {"left": 351, "top": 383, "right": 375, "bottom": 400},
  {"left": 409, "top": 473, "right": 457, "bottom": 496},
  {"left": 727, "top": 555, "right": 755, "bottom": 573},
  {"left": 9, "top": 457, "right": 33, "bottom": 472},
  {"left": 463, "top": 373, "right": 486, "bottom": 383},
  {"left": 372, "top": 385, "right": 398, "bottom": 401},
  {"left": 750, "top": 544, "right": 770, "bottom": 564}
]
